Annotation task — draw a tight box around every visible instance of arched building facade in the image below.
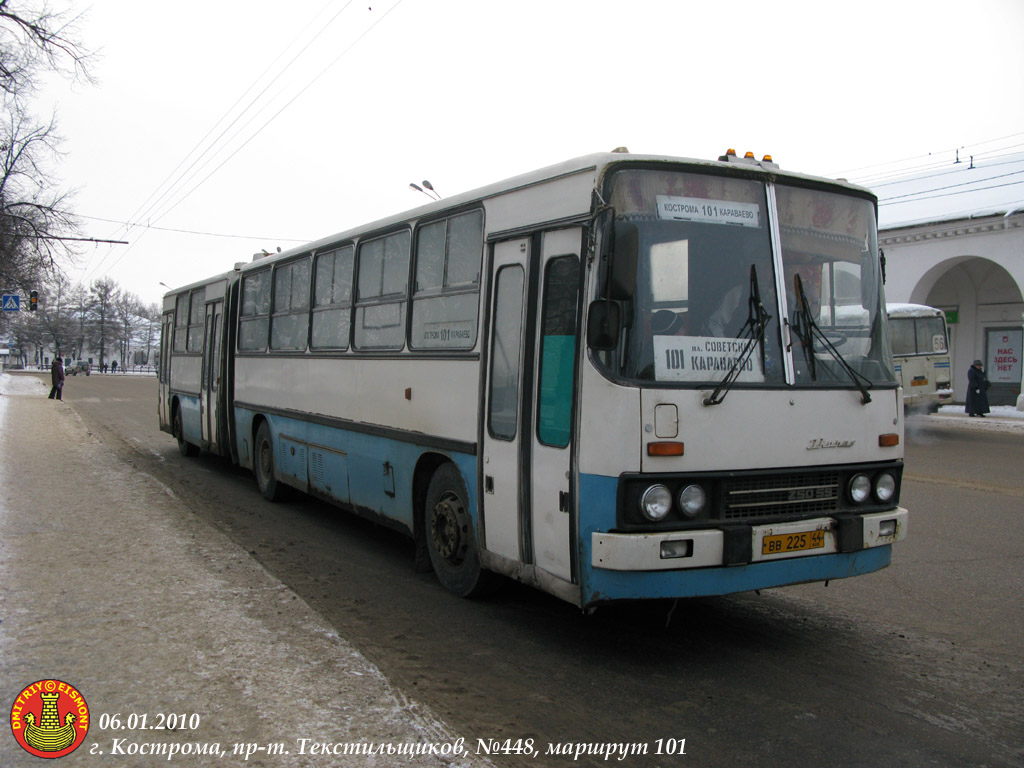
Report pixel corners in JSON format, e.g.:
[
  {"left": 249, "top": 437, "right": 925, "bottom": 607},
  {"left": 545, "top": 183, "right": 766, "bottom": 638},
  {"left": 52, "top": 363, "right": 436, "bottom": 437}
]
[
  {"left": 880, "top": 213, "right": 1024, "bottom": 404},
  {"left": 874, "top": 154, "right": 1024, "bottom": 406}
]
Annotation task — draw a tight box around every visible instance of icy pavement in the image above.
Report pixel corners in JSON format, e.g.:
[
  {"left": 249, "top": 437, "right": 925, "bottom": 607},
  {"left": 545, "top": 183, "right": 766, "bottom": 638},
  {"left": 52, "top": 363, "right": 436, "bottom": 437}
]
[
  {"left": 928, "top": 403, "right": 1024, "bottom": 433},
  {"left": 0, "top": 372, "right": 491, "bottom": 767}
]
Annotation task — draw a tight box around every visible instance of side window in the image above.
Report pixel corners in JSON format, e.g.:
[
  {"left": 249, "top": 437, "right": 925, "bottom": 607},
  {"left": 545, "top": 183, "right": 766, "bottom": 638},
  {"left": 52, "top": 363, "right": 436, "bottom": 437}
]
[
  {"left": 173, "top": 294, "right": 189, "bottom": 352},
  {"left": 271, "top": 257, "right": 311, "bottom": 350},
  {"left": 239, "top": 270, "right": 271, "bottom": 351},
  {"left": 354, "top": 230, "right": 410, "bottom": 350},
  {"left": 312, "top": 245, "right": 354, "bottom": 350},
  {"left": 537, "top": 255, "right": 580, "bottom": 447},
  {"left": 411, "top": 210, "right": 483, "bottom": 349},
  {"left": 487, "top": 265, "right": 525, "bottom": 440},
  {"left": 187, "top": 291, "right": 205, "bottom": 352}
]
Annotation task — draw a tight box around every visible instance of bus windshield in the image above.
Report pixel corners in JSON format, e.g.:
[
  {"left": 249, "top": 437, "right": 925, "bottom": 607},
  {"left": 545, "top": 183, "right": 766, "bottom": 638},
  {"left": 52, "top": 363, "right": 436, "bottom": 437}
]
[{"left": 600, "top": 168, "right": 896, "bottom": 389}]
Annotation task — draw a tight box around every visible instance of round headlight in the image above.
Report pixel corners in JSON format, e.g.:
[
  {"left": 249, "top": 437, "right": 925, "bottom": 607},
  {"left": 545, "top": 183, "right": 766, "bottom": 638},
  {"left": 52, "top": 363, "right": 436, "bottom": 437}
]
[
  {"left": 678, "top": 485, "right": 707, "bottom": 518},
  {"left": 874, "top": 472, "right": 896, "bottom": 502},
  {"left": 848, "top": 474, "right": 871, "bottom": 504},
  {"left": 640, "top": 485, "right": 672, "bottom": 521}
]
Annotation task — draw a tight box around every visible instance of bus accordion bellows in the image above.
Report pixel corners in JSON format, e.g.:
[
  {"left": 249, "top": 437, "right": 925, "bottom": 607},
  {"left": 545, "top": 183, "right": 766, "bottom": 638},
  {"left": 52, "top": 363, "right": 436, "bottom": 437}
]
[{"left": 159, "top": 150, "right": 908, "bottom": 610}]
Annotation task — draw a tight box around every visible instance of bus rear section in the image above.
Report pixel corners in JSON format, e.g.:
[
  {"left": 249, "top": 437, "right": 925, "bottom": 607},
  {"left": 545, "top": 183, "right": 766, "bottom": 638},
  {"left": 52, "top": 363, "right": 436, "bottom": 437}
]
[
  {"left": 887, "top": 303, "right": 952, "bottom": 413},
  {"left": 159, "top": 274, "right": 236, "bottom": 459}
]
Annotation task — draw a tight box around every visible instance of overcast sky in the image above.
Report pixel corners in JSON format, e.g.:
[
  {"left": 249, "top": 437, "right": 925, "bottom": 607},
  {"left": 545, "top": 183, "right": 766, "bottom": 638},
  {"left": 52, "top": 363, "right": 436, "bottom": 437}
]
[{"left": 38, "top": 0, "right": 1024, "bottom": 307}]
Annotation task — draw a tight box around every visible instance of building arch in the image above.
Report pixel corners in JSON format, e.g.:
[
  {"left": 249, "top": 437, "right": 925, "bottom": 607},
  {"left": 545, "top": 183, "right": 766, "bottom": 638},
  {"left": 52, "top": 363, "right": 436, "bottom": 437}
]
[{"left": 905, "top": 256, "right": 1023, "bottom": 404}]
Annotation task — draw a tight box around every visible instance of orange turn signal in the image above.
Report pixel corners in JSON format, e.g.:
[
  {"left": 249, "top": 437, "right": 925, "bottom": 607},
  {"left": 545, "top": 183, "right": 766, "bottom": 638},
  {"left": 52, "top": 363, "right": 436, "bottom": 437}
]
[
  {"left": 878, "top": 433, "right": 900, "bottom": 447},
  {"left": 647, "top": 442, "right": 685, "bottom": 457}
]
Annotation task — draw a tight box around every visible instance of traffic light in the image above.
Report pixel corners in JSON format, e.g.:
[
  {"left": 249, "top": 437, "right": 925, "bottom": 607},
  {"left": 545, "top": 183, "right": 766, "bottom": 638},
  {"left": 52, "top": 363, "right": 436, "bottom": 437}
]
[{"left": 29, "top": 290, "right": 38, "bottom": 311}]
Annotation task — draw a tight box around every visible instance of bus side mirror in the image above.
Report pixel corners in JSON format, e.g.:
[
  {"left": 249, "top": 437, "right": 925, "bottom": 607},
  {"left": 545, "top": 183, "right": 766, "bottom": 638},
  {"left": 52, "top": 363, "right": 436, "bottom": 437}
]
[
  {"left": 609, "top": 223, "right": 638, "bottom": 300},
  {"left": 587, "top": 301, "right": 621, "bottom": 350}
]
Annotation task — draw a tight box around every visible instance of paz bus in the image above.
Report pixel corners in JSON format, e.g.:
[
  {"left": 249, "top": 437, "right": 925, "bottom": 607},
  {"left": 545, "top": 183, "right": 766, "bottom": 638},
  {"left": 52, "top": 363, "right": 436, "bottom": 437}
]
[
  {"left": 886, "top": 303, "right": 952, "bottom": 413},
  {"left": 159, "top": 149, "right": 908, "bottom": 609}
]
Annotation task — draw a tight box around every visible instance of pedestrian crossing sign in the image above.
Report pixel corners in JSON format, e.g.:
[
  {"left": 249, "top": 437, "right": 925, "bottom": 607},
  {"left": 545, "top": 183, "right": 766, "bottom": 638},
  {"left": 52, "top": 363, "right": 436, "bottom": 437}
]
[{"left": 2, "top": 294, "right": 20, "bottom": 311}]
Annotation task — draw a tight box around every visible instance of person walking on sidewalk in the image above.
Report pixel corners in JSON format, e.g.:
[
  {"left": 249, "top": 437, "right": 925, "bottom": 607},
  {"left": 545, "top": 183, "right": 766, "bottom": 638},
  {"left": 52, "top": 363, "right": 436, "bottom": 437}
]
[
  {"left": 965, "top": 359, "right": 990, "bottom": 417},
  {"left": 48, "top": 355, "right": 65, "bottom": 400}
]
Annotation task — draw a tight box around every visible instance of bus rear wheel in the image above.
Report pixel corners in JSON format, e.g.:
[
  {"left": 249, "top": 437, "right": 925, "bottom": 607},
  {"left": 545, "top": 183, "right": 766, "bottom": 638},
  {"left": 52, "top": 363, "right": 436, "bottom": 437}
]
[
  {"left": 174, "top": 408, "right": 198, "bottom": 457},
  {"left": 424, "top": 463, "right": 495, "bottom": 597},
  {"left": 254, "top": 422, "right": 285, "bottom": 501}
]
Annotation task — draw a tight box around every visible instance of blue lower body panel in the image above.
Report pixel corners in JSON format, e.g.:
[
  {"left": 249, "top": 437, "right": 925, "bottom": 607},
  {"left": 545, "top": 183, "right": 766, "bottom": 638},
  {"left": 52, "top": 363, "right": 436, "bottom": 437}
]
[
  {"left": 233, "top": 407, "right": 477, "bottom": 535},
  {"left": 577, "top": 472, "right": 894, "bottom": 606}
]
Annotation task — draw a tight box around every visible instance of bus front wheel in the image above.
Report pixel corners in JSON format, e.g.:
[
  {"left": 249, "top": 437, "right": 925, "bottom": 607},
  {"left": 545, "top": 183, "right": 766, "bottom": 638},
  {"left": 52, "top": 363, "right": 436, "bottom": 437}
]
[
  {"left": 174, "top": 408, "right": 198, "bottom": 457},
  {"left": 254, "top": 422, "right": 285, "bottom": 502},
  {"left": 425, "top": 463, "right": 495, "bottom": 597}
]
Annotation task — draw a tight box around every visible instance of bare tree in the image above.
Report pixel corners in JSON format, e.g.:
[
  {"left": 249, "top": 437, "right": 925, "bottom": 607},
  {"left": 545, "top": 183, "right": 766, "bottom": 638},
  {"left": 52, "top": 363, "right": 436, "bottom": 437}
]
[
  {"left": 0, "top": 97, "right": 79, "bottom": 286},
  {"left": 137, "top": 301, "right": 161, "bottom": 365},
  {"left": 0, "top": 1, "right": 92, "bottom": 294},
  {"left": 35, "top": 267, "right": 74, "bottom": 353},
  {"left": 87, "top": 275, "right": 116, "bottom": 369},
  {"left": 0, "top": 2, "right": 93, "bottom": 97}
]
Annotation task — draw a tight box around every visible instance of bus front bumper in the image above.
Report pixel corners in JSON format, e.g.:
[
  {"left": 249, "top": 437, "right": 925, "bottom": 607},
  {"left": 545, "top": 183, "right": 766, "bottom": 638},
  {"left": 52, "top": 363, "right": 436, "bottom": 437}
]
[{"left": 591, "top": 508, "right": 907, "bottom": 572}]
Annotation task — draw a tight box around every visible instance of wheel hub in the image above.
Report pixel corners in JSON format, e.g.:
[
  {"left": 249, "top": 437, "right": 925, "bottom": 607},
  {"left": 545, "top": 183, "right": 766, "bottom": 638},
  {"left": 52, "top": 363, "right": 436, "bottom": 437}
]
[{"left": 431, "top": 492, "right": 468, "bottom": 564}]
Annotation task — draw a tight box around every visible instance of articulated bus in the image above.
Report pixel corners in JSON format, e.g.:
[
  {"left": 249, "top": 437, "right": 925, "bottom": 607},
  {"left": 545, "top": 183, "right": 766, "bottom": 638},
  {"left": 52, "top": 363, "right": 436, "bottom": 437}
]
[
  {"left": 159, "top": 150, "right": 908, "bottom": 609},
  {"left": 886, "top": 303, "right": 952, "bottom": 413}
]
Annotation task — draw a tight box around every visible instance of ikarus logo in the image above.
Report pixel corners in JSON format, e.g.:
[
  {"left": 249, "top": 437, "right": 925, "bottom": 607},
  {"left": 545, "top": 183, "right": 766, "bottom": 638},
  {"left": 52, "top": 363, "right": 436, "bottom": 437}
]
[{"left": 806, "top": 438, "right": 856, "bottom": 450}]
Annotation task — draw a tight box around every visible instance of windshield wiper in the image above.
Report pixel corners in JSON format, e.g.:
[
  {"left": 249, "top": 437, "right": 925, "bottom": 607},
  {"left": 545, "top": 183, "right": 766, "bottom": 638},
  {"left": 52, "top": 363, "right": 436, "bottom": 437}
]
[
  {"left": 703, "top": 265, "right": 772, "bottom": 406},
  {"left": 791, "top": 274, "right": 873, "bottom": 405}
]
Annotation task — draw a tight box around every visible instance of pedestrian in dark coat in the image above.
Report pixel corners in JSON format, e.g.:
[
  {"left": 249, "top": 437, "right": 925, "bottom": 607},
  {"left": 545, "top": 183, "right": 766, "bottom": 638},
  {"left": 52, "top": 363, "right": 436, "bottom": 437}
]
[
  {"left": 965, "top": 360, "right": 990, "bottom": 417},
  {"left": 48, "top": 355, "right": 65, "bottom": 400}
]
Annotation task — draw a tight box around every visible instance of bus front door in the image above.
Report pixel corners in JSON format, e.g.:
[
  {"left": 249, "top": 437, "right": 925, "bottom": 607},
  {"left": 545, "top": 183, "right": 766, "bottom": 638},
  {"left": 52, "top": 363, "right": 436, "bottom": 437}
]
[{"left": 482, "top": 230, "right": 580, "bottom": 585}]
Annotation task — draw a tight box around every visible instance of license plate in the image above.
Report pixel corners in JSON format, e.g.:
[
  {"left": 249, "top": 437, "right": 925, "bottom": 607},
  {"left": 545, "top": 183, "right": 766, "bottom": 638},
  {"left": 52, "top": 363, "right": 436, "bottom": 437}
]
[{"left": 761, "top": 529, "right": 826, "bottom": 556}]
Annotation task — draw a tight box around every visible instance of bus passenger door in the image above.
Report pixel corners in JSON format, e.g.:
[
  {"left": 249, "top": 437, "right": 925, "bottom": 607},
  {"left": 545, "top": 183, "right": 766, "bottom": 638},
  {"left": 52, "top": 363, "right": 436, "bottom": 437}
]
[
  {"left": 201, "top": 300, "right": 223, "bottom": 452},
  {"left": 481, "top": 239, "right": 529, "bottom": 562},
  {"left": 481, "top": 230, "right": 580, "bottom": 585},
  {"left": 529, "top": 229, "right": 581, "bottom": 583}
]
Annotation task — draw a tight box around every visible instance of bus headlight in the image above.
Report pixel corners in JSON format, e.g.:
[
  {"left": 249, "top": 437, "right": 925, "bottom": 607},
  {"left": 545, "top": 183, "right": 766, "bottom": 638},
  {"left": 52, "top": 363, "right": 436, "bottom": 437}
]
[
  {"left": 678, "top": 485, "right": 707, "bottom": 517},
  {"left": 874, "top": 472, "right": 896, "bottom": 503},
  {"left": 848, "top": 474, "right": 871, "bottom": 504},
  {"left": 640, "top": 485, "right": 672, "bottom": 521}
]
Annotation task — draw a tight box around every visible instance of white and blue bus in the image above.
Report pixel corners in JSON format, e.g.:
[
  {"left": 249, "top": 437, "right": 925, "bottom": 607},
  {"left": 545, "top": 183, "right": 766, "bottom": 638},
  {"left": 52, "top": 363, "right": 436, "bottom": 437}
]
[{"left": 159, "top": 150, "right": 908, "bottom": 609}]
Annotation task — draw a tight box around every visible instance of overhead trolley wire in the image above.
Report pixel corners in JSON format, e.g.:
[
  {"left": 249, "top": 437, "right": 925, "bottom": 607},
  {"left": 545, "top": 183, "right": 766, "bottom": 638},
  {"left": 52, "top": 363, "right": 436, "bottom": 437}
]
[
  {"left": 81, "top": 1, "right": 347, "bottom": 283},
  {"left": 147, "top": 0, "right": 408, "bottom": 229},
  {"left": 85, "top": 0, "right": 395, "bottom": 285}
]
